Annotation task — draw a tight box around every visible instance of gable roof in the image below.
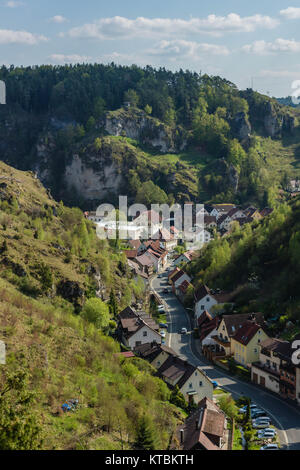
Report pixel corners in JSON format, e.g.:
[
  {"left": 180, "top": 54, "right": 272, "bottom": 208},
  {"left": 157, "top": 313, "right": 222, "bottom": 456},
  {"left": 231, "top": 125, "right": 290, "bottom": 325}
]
[
  {"left": 177, "top": 397, "right": 225, "bottom": 450},
  {"left": 212, "top": 204, "right": 236, "bottom": 213},
  {"left": 221, "top": 312, "right": 265, "bottom": 337},
  {"left": 200, "top": 317, "right": 220, "bottom": 342},
  {"left": 118, "top": 307, "right": 160, "bottom": 339},
  {"left": 129, "top": 239, "right": 142, "bottom": 250},
  {"left": 134, "top": 342, "right": 177, "bottom": 362},
  {"left": 168, "top": 267, "right": 180, "bottom": 279},
  {"left": 178, "top": 280, "right": 193, "bottom": 295},
  {"left": 260, "top": 207, "right": 274, "bottom": 217},
  {"left": 135, "top": 253, "right": 154, "bottom": 267},
  {"left": 194, "top": 285, "right": 211, "bottom": 302},
  {"left": 198, "top": 310, "right": 213, "bottom": 328},
  {"left": 171, "top": 269, "right": 187, "bottom": 284},
  {"left": 232, "top": 320, "right": 264, "bottom": 346},
  {"left": 124, "top": 249, "right": 138, "bottom": 259},
  {"left": 156, "top": 355, "right": 204, "bottom": 390},
  {"left": 260, "top": 337, "right": 290, "bottom": 356}
]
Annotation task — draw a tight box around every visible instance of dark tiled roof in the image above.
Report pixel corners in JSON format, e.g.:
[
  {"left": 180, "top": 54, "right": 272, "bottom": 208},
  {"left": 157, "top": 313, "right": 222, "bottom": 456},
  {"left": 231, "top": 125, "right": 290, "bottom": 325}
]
[
  {"left": 194, "top": 285, "right": 211, "bottom": 302},
  {"left": 200, "top": 317, "right": 220, "bottom": 342},
  {"left": 134, "top": 342, "right": 176, "bottom": 362},
  {"left": 198, "top": 311, "right": 213, "bottom": 328},
  {"left": 124, "top": 249, "right": 138, "bottom": 259},
  {"left": 157, "top": 355, "right": 196, "bottom": 388},
  {"left": 177, "top": 397, "right": 225, "bottom": 450},
  {"left": 129, "top": 239, "right": 142, "bottom": 250},
  {"left": 171, "top": 270, "right": 186, "bottom": 284},
  {"left": 221, "top": 312, "right": 265, "bottom": 338},
  {"left": 118, "top": 307, "right": 160, "bottom": 339}
]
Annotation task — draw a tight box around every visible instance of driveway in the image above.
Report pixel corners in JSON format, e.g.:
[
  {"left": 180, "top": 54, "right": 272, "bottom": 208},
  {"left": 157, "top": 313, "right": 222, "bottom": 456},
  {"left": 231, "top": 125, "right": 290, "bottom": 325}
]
[{"left": 151, "top": 272, "right": 300, "bottom": 450}]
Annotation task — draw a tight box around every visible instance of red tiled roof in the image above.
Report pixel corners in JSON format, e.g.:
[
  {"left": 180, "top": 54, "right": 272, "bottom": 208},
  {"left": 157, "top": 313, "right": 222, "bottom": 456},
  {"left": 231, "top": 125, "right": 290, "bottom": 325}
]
[
  {"left": 124, "top": 249, "right": 138, "bottom": 259},
  {"left": 232, "top": 320, "right": 264, "bottom": 346},
  {"left": 129, "top": 239, "right": 142, "bottom": 250},
  {"left": 135, "top": 253, "right": 154, "bottom": 267},
  {"left": 171, "top": 270, "right": 186, "bottom": 284},
  {"left": 199, "top": 317, "right": 220, "bottom": 342},
  {"left": 198, "top": 311, "right": 213, "bottom": 328}
]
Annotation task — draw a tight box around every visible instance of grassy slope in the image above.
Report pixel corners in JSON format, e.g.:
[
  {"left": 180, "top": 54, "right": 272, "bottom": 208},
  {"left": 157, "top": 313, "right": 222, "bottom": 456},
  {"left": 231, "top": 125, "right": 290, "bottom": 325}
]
[{"left": 0, "top": 161, "right": 184, "bottom": 450}]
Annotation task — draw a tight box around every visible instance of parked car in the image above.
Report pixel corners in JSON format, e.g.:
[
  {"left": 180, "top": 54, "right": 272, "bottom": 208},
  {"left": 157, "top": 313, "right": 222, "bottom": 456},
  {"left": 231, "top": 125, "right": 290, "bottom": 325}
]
[
  {"left": 260, "top": 444, "right": 278, "bottom": 450},
  {"left": 157, "top": 274, "right": 163, "bottom": 278},
  {"left": 252, "top": 410, "right": 269, "bottom": 419},
  {"left": 257, "top": 430, "right": 276, "bottom": 439},
  {"left": 253, "top": 419, "right": 271, "bottom": 429},
  {"left": 180, "top": 327, "right": 187, "bottom": 334},
  {"left": 257, "top": 428, "right": 276, "bottom": 436},
  {"left": 211, "top": 381, "right": 219, "bottom": 389},
  {"left": 163, "top": 288, "right": 171, "bottom": 294},
  {"left": 160, "top": 331, "right": 166, "bottom": 338},
  {"left": 159, "top": 323, "right": 168, "bottom": 329},
  {"left": 158, "top": 305, "right": 165, "bottom": 313},
  {"left": 239, "top": 403, "right": 258, "bottom": 413}
]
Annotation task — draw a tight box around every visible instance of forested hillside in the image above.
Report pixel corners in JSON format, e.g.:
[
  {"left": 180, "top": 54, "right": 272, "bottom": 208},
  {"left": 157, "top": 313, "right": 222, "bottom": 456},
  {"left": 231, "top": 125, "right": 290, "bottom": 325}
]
[
  {"left": 0, "top": 161, "right": 183, "bottom": 450},
  {"left": 0, "top": 64, "right": 300, "bottom": 209},
  {"left": 187, "top": 196, "right": 300, "bottom": 339}
]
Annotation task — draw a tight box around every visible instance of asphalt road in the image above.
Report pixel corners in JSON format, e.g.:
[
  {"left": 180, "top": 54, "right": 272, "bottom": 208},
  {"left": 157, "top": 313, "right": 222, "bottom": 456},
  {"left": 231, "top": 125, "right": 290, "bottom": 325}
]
[{"left": 151, "top": 272, "right": 300, "bottom": 450}]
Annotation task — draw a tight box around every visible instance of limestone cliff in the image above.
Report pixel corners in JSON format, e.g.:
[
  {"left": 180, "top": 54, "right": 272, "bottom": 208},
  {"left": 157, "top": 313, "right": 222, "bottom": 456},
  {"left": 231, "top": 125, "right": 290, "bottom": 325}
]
[{"left": 104, "top": 107, "right": 187, "bottom": 153}]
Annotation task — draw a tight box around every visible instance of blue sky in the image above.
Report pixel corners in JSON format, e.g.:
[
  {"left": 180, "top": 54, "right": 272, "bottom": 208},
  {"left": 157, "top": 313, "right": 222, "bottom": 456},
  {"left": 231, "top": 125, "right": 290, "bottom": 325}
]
[{"left": 1, "top": 0, "right": 300, "bottom": 96}]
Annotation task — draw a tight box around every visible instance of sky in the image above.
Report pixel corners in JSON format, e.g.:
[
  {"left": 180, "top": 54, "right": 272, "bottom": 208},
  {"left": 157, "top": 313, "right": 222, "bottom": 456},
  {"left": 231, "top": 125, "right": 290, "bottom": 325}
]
[{"left": 1, "top": 0, "right": 300, "bottom": 96}]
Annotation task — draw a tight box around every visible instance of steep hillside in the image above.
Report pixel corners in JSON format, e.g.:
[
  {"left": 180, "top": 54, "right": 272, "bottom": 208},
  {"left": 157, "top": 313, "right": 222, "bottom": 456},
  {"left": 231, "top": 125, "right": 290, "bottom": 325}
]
[
  {"left": 0, "top": 162, "right": 183, "bottom": 450},
  {"left": 187, "top": 197, "right": 300, "bottom": 339}
]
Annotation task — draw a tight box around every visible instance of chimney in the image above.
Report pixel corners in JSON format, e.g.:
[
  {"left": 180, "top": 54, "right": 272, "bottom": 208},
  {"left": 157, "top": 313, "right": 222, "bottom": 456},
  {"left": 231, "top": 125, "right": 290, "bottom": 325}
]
[{"left": 180, "top": 429, "right": 184, "bottom": 445}]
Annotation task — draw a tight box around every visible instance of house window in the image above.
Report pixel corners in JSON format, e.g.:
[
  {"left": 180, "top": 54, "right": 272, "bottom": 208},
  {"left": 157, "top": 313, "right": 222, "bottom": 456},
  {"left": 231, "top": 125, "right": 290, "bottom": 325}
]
[
  {"left": 206, "top": 298, "right": 210, "bottom": 302},
  {"left": 189, "top": 383, "right": 193, "bottom": 389},
  {"left": 199, "top": 381, "right": 203, "bottom": 387},
  {"left": 201, "top": 305, "right": 204, "bottom": 310},
  {"left": 143, "top": 331, "right": 147, "bottom": 337}
]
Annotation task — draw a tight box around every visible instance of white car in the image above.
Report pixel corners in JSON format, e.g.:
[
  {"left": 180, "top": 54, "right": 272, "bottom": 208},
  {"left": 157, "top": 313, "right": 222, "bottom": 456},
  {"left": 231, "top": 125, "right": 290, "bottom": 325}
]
[
  {"left": 239, "top": 404, "right": 258, "bottom": 413},
  {"left": 180, "top": 327, "right": 188, "bottom": 334},
  {"left": 253, "top": 421, "right": 271, "bottom": 429},
  {"left": 258, "top": 430, "right": 276, "bottom": 439},
  {"left": 160, "top": 331, "right": 166, "bottom": 338},
  {"left": 157, "top": 305, "right": 165, "bottom": 313},
  {"left": 260, "top": 444, "right": 278, "bottom": 450}
]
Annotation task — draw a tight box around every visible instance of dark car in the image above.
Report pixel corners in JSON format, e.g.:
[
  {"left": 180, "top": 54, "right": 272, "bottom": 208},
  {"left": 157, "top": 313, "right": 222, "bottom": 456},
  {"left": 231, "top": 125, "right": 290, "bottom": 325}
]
[
  {"left": 159, "top": 323, "right": 168, "bottom": 329},
  {"left": 163, "top": 288, "right": 170, "bottom": 294}
]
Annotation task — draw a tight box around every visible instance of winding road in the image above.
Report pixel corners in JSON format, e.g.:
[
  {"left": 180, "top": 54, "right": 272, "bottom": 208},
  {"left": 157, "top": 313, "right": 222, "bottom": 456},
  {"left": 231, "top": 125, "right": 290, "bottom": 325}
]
[{"left": 151, "top": 271, "right": 300, "bottom": 450}]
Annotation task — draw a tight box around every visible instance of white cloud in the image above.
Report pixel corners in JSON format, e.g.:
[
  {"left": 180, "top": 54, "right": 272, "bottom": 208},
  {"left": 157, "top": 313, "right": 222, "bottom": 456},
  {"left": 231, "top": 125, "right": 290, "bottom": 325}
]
[
  {"left": 5, "top": 1, "right": 24, "bottom": 7},
  {"left": 0, "top": 29, "right": 48, "bottom": 45},
  {"left": 243, "top": 38, "right": 300, "bottom": 55},
  {"left": 280, "top": 7, "right": 300, "bottom": 19},
  {"left": 149, "top": 40, "right": 229, "bottom": 61},
  {"left": 259, "top": 69, "right": 300, "bottom": 78},
  {"left": 49, "top": 15, "right": 68, "bottom": 24},
  {"left": 65, "top": 14, "right": 279, "bottom": 40},
  {"left": 49, "top": 54, "right": 92, "bottom": 64}
]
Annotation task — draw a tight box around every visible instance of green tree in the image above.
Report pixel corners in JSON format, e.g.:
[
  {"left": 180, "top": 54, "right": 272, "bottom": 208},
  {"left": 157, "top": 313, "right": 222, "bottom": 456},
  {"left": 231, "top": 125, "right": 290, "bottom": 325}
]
[
  {"left": 136, "top": 181, "right": 168, "bottom": 206},
  {"left": 134, "top": 415, "right": 157, "bottom": 450},
  {"left": 81, "top": 297, "right": 110, "bottom": 329},
  {"left": 124, "top": 89, "right": 139, "bottom": 107},
  {"left": 0, "top": 370, "right": 42, "bottom": 450},
  {"left": 109, "top": 290, "right": 118, "bottom": 317}
]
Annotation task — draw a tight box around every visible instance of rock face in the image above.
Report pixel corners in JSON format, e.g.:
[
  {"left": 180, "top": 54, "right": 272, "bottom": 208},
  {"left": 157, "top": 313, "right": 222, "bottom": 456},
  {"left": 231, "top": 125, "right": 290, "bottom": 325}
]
[
  {"left": 263, "top": 102, "right": 296, "bottom": 138},
  {"left": 64, "top": 154, "right": 123, "bottom": 201},
  {"left": 104, "top": 108, "right": 187, "bottom": 153},
  {"left": 56, "top": 280, "right": 84, "bottom": 304},
  {"left": 231, "top": 112, "right": 251, "bottom": 143}
]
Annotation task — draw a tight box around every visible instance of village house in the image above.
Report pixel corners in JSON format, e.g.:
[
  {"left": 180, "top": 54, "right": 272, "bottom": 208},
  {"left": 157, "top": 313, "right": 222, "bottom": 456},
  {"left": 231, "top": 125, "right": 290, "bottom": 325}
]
[
  {"left": 156, "top": 354, "right": 213, "bottom": 403},
  {"left": 195, "top": 285, "right": 218, "bottom": 318},
  {"left": 210, "top": 204, "right": 236, "bottom": 220},
  {"left": 84, "top": 211, "right": 103, "bottom": 223},
  {"left": 244, "top": 206, "right": 262, "bottom": 221},
  {"left": 231, "top": 320, "right": 269, "bottom": 368},
  {"left": 134, "top": 342, "right": 177, "bottom": 370},
  {"left": 200, "top": 317, "right": 221, "bottom": 353},
  {"left": 260, "top": 207, "right": 274, "bottom": 218},
  {"left": 176, "top": 279, "right": 193, "bottom": 303},
  {"left": 118, "top": 307, "right": 161, "bottom": 349},
  {"left": 276, "top": 337, "right": 300, "bottom": 402},
  {"left": 173, "top": 251, "right": 197, "bottom": 267},
  {"left": 168, "top": 267, "right": 181, "bottom": 284},
  {"left": 204, "top": 215, "right": 217, "bottom": 230},
  {"left": 251, "top": 337, "right": 289, "bottom": 394},
  {"left": 211, "top": 313, "right": 265, "bottom": 358},
  {"left": 217, "top": 208, "right": 247, "bottom": 231},
  {"left": 173, "top": 397, "right": 227, "bottom": 450},
  {"left": 134, "top": 253, "right": 154, "bottom": 277},
  {"left": 170, "top": 270, "right": 192, "bottom": 294},
  {"left": 152, "top": 228, "right": 178, "bottom": 251}
]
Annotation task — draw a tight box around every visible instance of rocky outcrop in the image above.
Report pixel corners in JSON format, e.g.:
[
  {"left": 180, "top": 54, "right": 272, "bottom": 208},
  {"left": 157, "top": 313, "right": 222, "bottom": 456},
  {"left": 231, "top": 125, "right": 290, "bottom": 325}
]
[
  {"left": 104, "top": 107, "right": 187, "bottom": 153},
  {"left": 56, "top": 280, "right": 84, "bottom": 304},
  {"left": 264, "top": 102, "right": 296, "bottom": 138}
]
